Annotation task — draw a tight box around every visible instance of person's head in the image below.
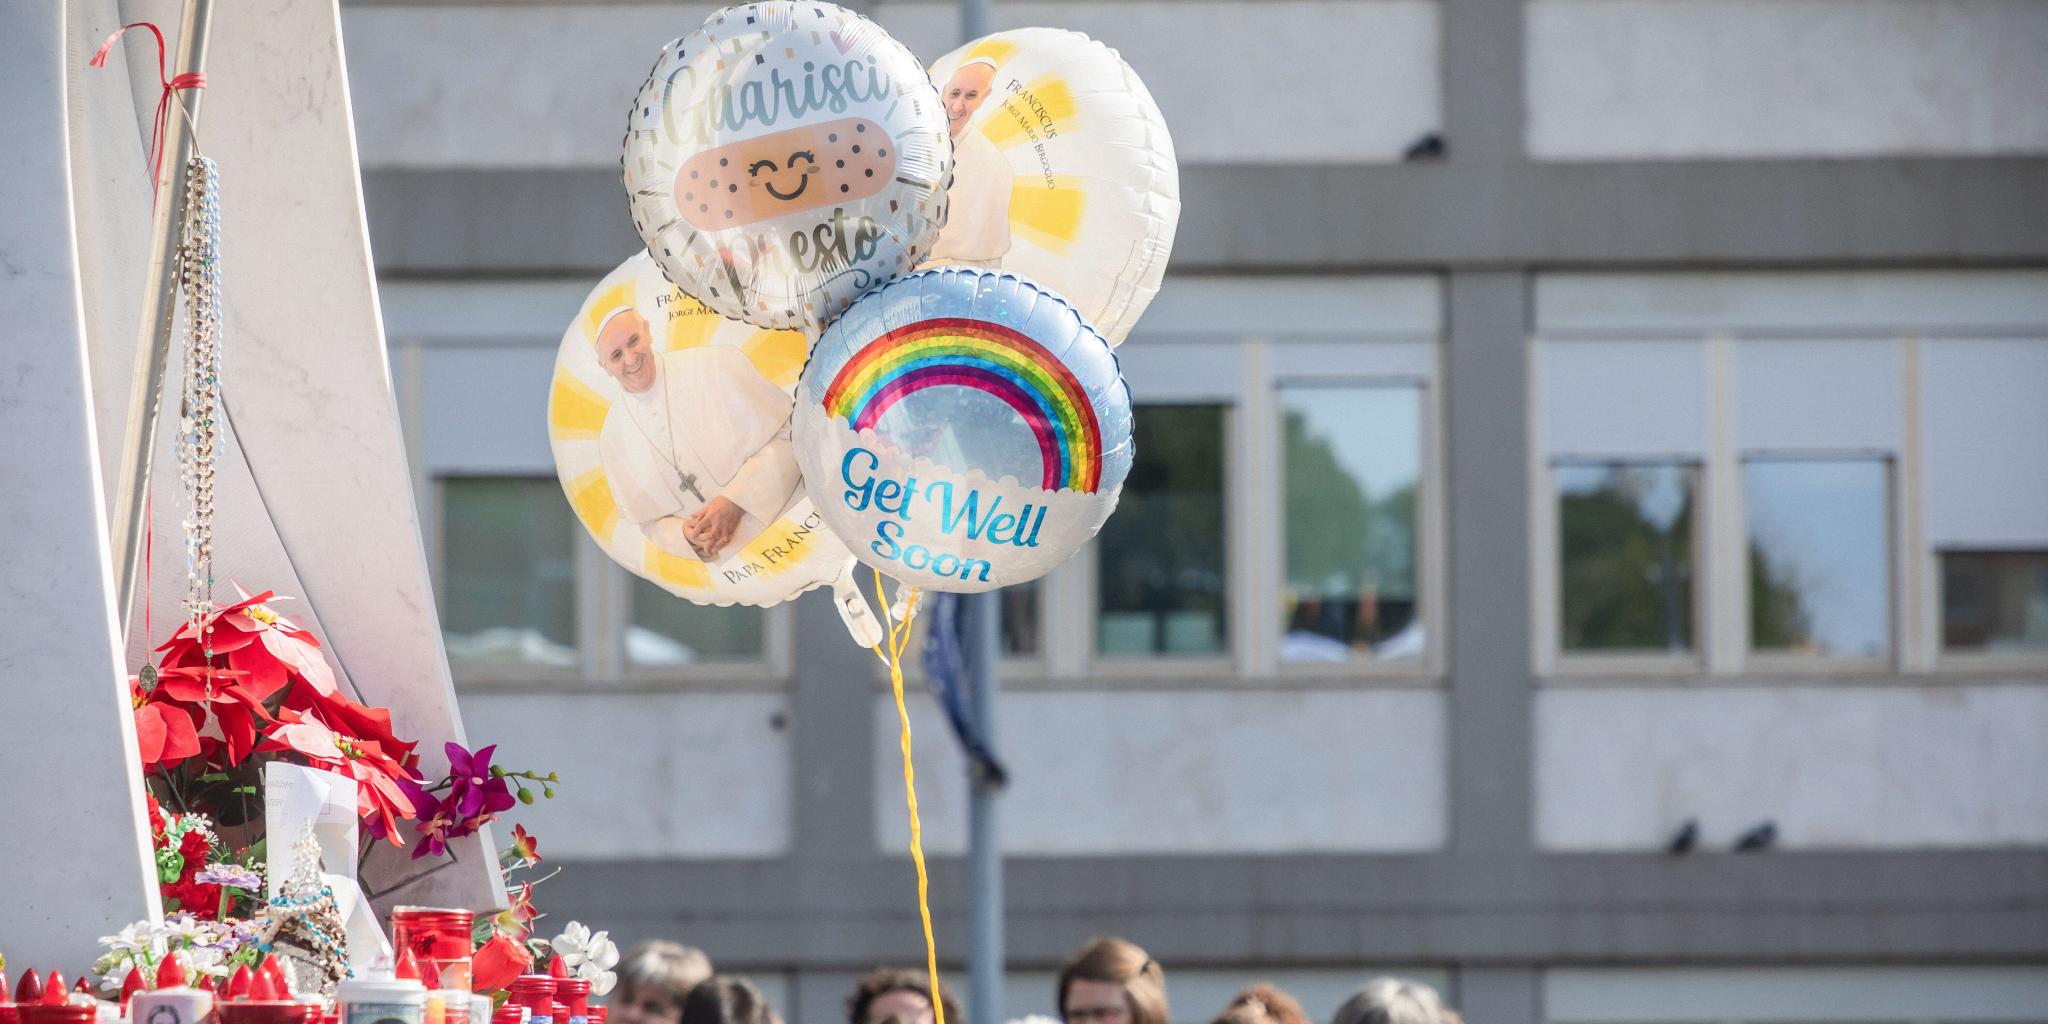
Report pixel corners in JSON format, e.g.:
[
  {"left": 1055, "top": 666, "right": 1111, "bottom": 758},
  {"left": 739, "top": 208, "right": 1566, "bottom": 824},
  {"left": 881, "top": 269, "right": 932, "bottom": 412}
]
[
  {"left": 1328, "top": 978, "right": 1445, "bottom": 1024},
  {"left": 1213, "top": 985, "right": 1309, "bottom": 1024},
  {"left": 1056, "top": 938, "right": 1167, "bottom": 1024},
  {"left": 679, "top": 977, "right": 780, "bottom": 1024},
  {"left": 611, "top": 941, "right": 715, "bottom": 1024},
  {"left": 942, "top": 59, "right": 997, "bottom": 139},
  {"left": 594, "top": 307, "right": 657, "bottom": 394},
  {"left": 847, "top": 968, "right": 962, "bottom": 1024}
]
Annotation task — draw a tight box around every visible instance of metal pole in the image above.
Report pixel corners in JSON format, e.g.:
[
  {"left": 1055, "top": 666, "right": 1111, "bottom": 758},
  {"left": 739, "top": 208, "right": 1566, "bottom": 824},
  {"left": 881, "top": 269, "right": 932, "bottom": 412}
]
[
  {"left": 955, "top": 0, "right": 997, "bottom": 1017},
  {"left": 112, "top": 0, "right": 215, "bottom": 641},
  {"left": 964, "top": 590, "right": 1002, "bottom": 1024}
]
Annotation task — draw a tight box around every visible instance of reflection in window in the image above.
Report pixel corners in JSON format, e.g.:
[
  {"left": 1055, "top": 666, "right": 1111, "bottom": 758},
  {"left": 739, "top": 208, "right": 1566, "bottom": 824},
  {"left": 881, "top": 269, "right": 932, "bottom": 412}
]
[
  {"left": 629, "top": 576, "right": 762, "bottom": 664},
  {"left": 999, "top": 581, "right": 1040, "bottom": 656},
  {"left": 1746, "top": 458, "right": 1890, "bottom": 658},
  {"left": 1097, "top": 405, "right": 1228, "bottom": 656},
  {"left": 1558, "top": 463, "right": 1696, "bottom": 652},
  {"left": 440, "top": 477, "right": 578, "bottom": 667},
  {"left": 1280, "top": 384, "right": 1423, "bottom": 663},
  {"left": 1941, "top": 551, "right": 2048, "bottom": 654}
]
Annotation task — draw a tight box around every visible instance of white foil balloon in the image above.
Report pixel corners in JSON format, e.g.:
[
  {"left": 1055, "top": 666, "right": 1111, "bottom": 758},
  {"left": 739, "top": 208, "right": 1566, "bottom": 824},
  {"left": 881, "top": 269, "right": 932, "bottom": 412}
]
[
  {"left": 793, "top": 268, "right": 1134, "bottom": 592},
  {"left": 624, "top": 1, "right": 952, "bottom": 330},
  {"left": 549, "top": 252, "right": 861, "bottom": 608},
  {"left": 923, "top": 28, "right": 1179, "bottom": 345}
]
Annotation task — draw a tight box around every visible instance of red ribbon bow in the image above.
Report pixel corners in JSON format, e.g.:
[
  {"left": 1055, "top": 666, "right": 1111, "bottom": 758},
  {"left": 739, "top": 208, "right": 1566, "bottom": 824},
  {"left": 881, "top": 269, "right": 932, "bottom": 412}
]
[{"left": 89, "top": 22, "right": 206, "bottom": 205}]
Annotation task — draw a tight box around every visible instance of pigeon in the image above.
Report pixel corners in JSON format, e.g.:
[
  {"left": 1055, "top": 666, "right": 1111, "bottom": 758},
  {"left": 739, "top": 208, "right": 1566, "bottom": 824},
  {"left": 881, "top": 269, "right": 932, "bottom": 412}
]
[
  {"left": 1666, "top": 818, "right": 1699, "bottom": 855},
  {"left": 1403, "top": 132, "right": 1446, "bottom": 162},
  {"left": 1734, "top": 820, "right": 1778, "bottom": 852}
]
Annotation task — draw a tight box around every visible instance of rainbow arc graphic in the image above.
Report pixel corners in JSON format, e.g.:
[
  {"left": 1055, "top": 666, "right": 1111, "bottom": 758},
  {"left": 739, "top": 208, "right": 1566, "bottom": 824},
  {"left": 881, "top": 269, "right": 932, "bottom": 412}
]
[{"left": 820, "top": 317, "right": 1103, "bottom": 492}]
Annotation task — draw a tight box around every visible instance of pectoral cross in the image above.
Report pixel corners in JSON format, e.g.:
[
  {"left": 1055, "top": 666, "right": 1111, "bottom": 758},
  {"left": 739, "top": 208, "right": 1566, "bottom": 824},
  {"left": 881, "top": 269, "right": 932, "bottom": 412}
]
[{"left": 678, "top": 470, "right": 705, "bottom": 503}]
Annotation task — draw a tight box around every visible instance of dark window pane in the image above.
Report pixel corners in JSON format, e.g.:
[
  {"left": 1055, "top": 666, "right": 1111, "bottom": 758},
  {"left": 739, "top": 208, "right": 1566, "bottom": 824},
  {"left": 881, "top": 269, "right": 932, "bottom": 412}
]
[
  {"left": 1000, "top": 581, "right": 1040, "bottom": 656},
  {"left": 1558, "top": 463, "right": 1697, "bottom": 652},
  {"left": 1941, "top": 550, "right": 2048, "bottom": 653},
  {"left": 629, "top": 576, "right": 763, "bottom": 664},
  {"left": 1746, "top": 459, "right": 1890, "bottom": 657},
  {"left": 440, "top": 477, "right": 578, "bottom": 667},
  {"left": 1280, "top": 384, "right": 1423, "bottom": 663},
  {"left": 1097, "top": 405, "right": 1228, "bottom": 656}
]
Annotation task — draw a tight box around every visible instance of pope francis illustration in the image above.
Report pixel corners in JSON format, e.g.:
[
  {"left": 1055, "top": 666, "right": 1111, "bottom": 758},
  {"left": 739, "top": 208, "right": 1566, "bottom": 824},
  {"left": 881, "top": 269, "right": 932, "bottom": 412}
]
[
  {"left": 928, "top": 57, "right": 1014, "bottom": 266},
  {"left": 591, "top": 306, "right": 802, "bottom": 563}
]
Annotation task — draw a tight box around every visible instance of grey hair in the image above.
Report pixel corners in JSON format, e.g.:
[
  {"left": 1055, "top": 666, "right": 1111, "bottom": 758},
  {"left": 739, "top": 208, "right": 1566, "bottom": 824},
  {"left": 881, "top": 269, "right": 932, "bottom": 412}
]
[
  {"left": 1328, "top": 979, "right": 1445, "bottom": 1024},
  {"left": 616, "top": 940, "right": 715, "bottom": 1008}
]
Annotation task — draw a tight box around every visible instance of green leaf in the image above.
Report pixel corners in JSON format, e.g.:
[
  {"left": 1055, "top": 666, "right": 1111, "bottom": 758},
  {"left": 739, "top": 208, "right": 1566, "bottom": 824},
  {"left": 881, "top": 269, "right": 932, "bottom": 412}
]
[{"left": 198, "top": 772, "right": 231, "bottom": 784}]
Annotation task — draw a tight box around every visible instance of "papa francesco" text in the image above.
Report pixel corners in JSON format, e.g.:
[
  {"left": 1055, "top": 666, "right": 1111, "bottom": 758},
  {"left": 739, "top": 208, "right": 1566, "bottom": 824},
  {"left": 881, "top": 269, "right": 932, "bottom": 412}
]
[{"left": 841, "top": 447, "right": 1047, "bottom": 582}]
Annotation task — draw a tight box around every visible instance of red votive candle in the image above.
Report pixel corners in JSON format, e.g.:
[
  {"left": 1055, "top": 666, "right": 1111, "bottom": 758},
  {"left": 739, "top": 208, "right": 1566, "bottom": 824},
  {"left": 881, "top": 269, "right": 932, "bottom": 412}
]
[{"left": 391, "top": 909, "right": 476, "bottom": 993}]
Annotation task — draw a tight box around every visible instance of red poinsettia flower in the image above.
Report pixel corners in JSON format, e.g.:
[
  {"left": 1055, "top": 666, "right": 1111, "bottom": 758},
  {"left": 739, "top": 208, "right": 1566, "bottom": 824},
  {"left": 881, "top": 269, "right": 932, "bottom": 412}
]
[
  {"left": 470, "top": 929, "right": 534, "bottom": 994},
  {"left": 132, "top": 678, "right": 202, "bottom": 771},
  {"left": 157, "top": 586, "right": 336, "bottom": 702},
  {"left": 285, "top": 686, "right": 420, "bottom": 771},
  {"left": 145, "top": 664, "right": 275, "bottom": 767},
  {"left": 259, "top": 707, "right": 421, "bottom": 843}
]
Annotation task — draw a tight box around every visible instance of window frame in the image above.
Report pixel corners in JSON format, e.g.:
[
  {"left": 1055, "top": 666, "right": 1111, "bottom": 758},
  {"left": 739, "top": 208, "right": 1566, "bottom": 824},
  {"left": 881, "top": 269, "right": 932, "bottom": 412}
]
[
  {"left": 1737, "top": 450, "right": 1897, "bottom": 674},
  {"left": 1538, "top": 457, "right": 1709, "bottom": 677},
  {"left": 1271, "top": 375, "right": 1443, "bottom": 682}
]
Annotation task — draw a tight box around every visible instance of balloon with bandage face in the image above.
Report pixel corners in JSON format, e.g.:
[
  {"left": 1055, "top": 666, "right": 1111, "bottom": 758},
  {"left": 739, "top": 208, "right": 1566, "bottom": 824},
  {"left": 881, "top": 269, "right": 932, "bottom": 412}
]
[{"left": 623, "top": 1, "right": 952, "bottom": 331}]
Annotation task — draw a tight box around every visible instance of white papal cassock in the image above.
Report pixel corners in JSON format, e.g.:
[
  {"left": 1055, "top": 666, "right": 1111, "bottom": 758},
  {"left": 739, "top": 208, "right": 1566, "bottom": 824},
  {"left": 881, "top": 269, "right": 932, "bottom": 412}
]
[
  {"left": 599, "top": 346, "right": 802, "bottom": 563},
  {"left": 929, "top": 128, "right": 1014, "bottom": 265}
]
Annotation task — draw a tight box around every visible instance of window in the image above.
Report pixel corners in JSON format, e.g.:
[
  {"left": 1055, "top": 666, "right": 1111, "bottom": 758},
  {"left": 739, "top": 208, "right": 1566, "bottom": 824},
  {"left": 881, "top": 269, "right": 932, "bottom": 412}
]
[
  {"left": 1279, "top": 384, "right": 1423, "bottom": 663},
  {"left": 1940, "top": 550, "right": 2048, "bottom": 654},
  {"left": 1097, "top": 405, "right": 1229, "bottom": 657},
  {"left": 438, "top": 477, "right": 578, "bottom": 668},
  {"left": 628, "top": 576, "right": 763, "bottom": 665},
  {"left": 1556, "top": 462, "right": 1698, "bottom": 654},
  {"left": 1745, "top": 457, "right": 1890, "bottom": 659},
  {"left": 999, "top": 581, "right": 1041, "bottom": 657}
]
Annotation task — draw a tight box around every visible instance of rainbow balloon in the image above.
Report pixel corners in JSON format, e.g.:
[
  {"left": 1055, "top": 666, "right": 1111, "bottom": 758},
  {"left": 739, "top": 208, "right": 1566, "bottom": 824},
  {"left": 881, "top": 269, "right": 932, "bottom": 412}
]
[{"left": 820, "top": 317, "right": 1104, "bottom": 492}]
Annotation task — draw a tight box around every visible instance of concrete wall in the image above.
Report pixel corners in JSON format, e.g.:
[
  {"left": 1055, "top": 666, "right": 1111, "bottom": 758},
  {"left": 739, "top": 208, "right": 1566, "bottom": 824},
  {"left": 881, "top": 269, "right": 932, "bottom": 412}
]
[{"left": 1526, "top": 0, "right": 2048, "bottom": 160}]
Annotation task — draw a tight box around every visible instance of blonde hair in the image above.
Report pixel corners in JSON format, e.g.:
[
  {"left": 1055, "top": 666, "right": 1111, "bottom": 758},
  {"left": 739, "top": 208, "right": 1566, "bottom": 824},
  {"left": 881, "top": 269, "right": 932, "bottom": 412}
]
[
  {"left": 1056, "top": 938, "right": 1168, "bottom": 1024},
  {"left": 616, "top": 941, "right": 715, "bottom": 1011}
]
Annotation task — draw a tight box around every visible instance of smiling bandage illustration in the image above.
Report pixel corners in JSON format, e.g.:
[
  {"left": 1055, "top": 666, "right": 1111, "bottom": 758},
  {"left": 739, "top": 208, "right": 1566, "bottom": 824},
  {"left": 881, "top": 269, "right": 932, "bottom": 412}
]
[{"left": 675, "top": 118, "right": 899, "bottom": 230}]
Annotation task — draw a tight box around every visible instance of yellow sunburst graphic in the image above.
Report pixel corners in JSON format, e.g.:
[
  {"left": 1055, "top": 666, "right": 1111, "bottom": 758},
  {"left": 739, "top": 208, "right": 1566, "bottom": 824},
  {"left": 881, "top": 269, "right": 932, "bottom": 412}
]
[
  {"left": 979, "top": 75, "right": 1075, "bottom": 151},
  {"left": 580, "top": 279, "right": 637, "bottom": 339},
  {"left": 645, "top": 539, "right": 712, "bottom": 589},
  {"left": 730, "top": 515, "right": 820, "bottom": 575},
  {"left": 548, "top": 369, "right": 611, "bottom": 441},
  {"left": 1009, "top": 176, "right": 1086, "bottom": 252},
  {"left": 566, "top": 467, "right": 620, "bottom": 544},
  {"left": 663, "top": 297, "right": 725, "bottom": 352},
  {"left": 742, "top": 328, "right": 807, "bottom": 390},
  {"left": 932, "top": 38, "right": 1022, "bottom": 79}
]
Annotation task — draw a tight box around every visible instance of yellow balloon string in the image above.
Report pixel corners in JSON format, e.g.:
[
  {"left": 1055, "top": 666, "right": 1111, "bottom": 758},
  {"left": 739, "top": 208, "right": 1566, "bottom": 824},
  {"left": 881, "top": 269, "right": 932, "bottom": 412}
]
[{"left": 871, "top": 569, "right": 944, "bottom": 1024}]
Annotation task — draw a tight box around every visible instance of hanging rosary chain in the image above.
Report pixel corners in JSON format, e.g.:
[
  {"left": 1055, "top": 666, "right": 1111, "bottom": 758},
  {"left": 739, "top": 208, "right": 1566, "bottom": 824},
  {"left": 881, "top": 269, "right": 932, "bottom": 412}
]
[{"left": 176, "top": 154, "right": 222, "bottom": 657}]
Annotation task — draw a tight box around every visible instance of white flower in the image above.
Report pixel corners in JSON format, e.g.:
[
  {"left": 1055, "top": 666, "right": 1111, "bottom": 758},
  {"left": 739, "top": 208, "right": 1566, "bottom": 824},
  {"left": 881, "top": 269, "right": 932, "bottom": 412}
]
[
  {"left": 161, "top": 914, "right": 210, "bottom": 946},
  {"left": 98, "top": 921, "right": 156, "bottom": 956},
  {"left": 550, "top": 922, "right": 620, "bottom": 994}
]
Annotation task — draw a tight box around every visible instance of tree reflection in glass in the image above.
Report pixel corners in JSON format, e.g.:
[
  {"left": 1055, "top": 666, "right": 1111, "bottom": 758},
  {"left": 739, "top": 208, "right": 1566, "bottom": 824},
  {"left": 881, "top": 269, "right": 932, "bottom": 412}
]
[
  {"left": 1280, "top": 385, "right": 1423, "bottom": 663},
  {"left": 1097, "top": 405, "right": 1228, "bottom": 656},
  {"left": 1557, "top": 463, "right": 1697, "bottom": 652}
]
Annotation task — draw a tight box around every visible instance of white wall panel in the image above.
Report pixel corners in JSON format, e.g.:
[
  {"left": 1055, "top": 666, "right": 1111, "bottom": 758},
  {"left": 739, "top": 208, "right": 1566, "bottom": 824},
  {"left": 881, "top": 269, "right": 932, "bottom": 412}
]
[
  {"left": 416, "top": 347, "right": 560, "bottom": 474},
  {"left": 1538, "top": 340, "right": 1708, "bottom": 459},
  {"left": 875, "top": 690, "right": 1446, "bottom": 855},
  {"left": 341, "top": 2, "right": 1440, "bottom": 168},
  {"left": 1735, "top": 339, "right": 1901, "bottom": 453},
  {"left": 1922, "top": 339, "right": 2048, "bottom": 549},
  {"left": 462, "top": 691, "right": 793, "bottom": 858},
  {"left": 1527, "top": 0, "right": 2048, "bottom": 160},
  {"left": 1536, "top": 687, "right": 2048, "bottom": 850},
  {"left": 1535, "top": 271, "right": 2048, "bottom": 337},
  {"left": 1547, "top": 966, "right": 2048, "bottom": 1023}
]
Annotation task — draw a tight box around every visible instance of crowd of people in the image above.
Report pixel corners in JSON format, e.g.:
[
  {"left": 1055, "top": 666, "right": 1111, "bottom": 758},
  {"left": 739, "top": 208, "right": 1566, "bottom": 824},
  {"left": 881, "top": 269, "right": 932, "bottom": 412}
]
[{"left": 605, "top": 937, "right": 1463, "bottom": 1024}]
